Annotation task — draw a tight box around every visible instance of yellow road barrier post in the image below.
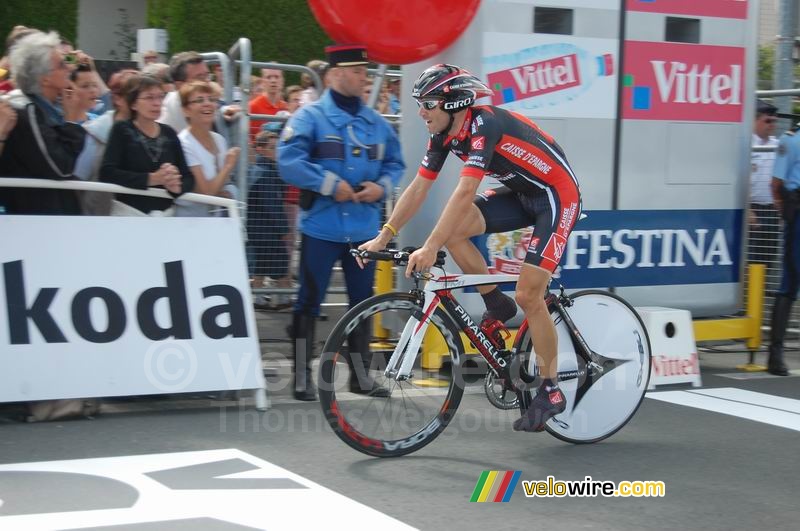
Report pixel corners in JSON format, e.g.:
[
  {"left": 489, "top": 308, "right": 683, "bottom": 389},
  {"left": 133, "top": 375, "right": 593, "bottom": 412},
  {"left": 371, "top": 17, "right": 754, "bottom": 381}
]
[{"left": 692, "top": 264, "right": 766, "bottom": 371}]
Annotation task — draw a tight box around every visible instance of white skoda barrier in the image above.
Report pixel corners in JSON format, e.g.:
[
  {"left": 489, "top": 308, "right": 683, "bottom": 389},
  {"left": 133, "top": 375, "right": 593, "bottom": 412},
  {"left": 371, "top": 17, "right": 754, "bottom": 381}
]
[
  {"left": 0, "top": 179, "right": 268, "bottom": 409},
  {"left": 636, "top": 306, "right": 702, "bottom": 390}
]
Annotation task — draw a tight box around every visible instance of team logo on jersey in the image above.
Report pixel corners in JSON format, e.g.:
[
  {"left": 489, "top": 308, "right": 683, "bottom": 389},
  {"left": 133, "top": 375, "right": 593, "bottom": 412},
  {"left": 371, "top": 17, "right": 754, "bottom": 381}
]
[
  {"left": 471, "top": 136, "right": 485, "bottom": 150},
  {"left": 543, "top": 233, "right": 567, "bottom": 264},
  {"left": 527, "top": 236, "right": 540, "bottom": 254},
  {"left": 280, "top": 125, "right": 294, "bottom": 142}
]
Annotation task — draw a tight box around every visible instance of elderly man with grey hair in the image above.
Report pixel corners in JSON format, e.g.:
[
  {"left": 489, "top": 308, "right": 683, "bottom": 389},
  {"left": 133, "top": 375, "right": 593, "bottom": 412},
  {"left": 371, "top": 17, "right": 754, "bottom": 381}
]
[{"left": 0, "top": 30, "right": 85, "bottom": 214}]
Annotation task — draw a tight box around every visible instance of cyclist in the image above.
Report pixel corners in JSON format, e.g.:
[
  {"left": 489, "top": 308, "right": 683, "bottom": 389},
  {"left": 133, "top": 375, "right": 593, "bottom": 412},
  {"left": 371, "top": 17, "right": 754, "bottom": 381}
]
[{"left": 358, "top": 64, "right": 582, "bottom": 432}]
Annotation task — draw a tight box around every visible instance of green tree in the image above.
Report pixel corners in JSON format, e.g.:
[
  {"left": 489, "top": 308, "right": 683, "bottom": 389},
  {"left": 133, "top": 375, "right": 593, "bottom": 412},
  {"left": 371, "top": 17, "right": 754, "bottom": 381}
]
[
  {"left": 758, "top": 45, "right": 774, "bottom": 87},
  {"left": 147, "top": 0, "right": 330, "bottom": 76},
  {"left": 0, "top": 0, "right": 78, "bottom": 49}
]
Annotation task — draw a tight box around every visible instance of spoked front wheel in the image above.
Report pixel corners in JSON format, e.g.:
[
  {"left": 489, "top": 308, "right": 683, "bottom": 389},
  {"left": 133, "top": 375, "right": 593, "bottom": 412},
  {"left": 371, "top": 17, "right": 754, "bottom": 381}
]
[
  {"left": 318, "top": 292, "right": 465, "bottom": 457},
  {"left": 514, "top": 290, "right": 652, "bottom": 443}
]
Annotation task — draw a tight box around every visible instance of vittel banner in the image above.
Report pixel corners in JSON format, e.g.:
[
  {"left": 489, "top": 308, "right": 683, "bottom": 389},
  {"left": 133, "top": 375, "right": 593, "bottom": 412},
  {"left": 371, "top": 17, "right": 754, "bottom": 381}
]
[
  {"left": 482, "top": 34, "right": 618, "bottom": 119},
  {"left": 483, "top": 209, "right": 742, "bottom": 288},
  {"left": 0, "top": 216, "right": 265, "bottom": 402},
  {"left": 627, "top": 0, "right": 748, "bottom": 19},
  {"left": 622, "top": 41, "right": 745, "bottom": 122}
]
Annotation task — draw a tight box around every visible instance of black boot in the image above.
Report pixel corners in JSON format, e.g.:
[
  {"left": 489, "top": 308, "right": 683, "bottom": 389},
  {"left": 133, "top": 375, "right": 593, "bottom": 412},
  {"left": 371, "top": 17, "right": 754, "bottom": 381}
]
[
  {"left": 768, "top": 295, "right": 792, "bottom": 376},
  {"left": 291, "top": 313, "right": 318, "bottom": 400},
  {"left": 348, "top": 320, "right": 390, "bottom": 397}
]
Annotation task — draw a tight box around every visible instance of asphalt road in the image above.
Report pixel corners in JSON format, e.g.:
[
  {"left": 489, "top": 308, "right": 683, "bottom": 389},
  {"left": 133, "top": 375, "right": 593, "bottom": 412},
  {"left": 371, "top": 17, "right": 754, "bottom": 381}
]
[{"left": 1, "top": 354, "right": 799, "bottom": 531}]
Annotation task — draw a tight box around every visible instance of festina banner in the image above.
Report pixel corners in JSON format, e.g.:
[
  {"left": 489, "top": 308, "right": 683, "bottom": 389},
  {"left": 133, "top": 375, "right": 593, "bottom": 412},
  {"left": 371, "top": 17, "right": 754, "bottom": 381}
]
[
  {"left": 0, "top": 216, "right": 265, "bottom": 402},
  {"left": 482, "top": 209, "right": 742, "bottom": 288}
]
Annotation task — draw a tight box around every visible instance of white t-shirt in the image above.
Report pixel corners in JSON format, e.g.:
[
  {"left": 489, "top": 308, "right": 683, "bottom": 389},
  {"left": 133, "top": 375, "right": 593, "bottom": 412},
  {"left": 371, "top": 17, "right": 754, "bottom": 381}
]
[
  {"left": 176, "top": 129, "right": 237, "bottom": 216},
  {"left": 751, "top": 133, "right": 779, "bottom": 205}
]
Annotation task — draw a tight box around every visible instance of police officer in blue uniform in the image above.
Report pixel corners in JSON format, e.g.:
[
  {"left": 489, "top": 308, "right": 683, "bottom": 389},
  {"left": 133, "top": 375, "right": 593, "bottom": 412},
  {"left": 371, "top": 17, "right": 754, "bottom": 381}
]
[
  {"left": 768, "top": 122, "right": 800, "bottom": 376},
  {"left": 278, "top": 44, "right": 405, "bottom": 400}
]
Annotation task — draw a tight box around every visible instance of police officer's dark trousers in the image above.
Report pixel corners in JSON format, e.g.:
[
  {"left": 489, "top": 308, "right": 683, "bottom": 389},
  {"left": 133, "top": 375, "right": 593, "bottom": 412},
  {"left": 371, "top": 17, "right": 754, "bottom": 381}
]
[
  {"left": 292, "top": 234, "right": 389, "bottom": 398},
  {"left": 290, "top": 313, "right": 317, "bottom": 401},
  {"left": 769, "top": 204, "right": 800, "bottom": 376}
]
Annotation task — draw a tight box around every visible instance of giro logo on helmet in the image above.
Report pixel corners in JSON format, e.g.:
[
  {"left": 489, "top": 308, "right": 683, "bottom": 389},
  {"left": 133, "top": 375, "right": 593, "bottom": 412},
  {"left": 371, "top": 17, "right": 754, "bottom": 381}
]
[{"left": 443, "top": 97, "right": 474, "bottom": 110}]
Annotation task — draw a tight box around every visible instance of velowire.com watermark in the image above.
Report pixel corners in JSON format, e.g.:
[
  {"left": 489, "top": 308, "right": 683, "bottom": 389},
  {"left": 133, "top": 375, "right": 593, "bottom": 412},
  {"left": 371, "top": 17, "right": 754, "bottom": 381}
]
[{"left": 470, "top": 472, "right": 665, "bottom": 502}]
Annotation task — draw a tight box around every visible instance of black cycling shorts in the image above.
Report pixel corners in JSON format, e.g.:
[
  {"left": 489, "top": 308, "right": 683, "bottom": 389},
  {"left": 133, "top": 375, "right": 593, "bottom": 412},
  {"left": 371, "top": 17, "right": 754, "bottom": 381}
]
[{"left": 474, "top": 186, "right": 581, "bottom": 273}]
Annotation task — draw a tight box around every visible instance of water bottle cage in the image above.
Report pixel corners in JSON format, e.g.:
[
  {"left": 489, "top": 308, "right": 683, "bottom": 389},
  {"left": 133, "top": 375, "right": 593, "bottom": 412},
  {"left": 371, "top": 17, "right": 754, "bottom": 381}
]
[{"left": 480, "top": 318, "right": 511, "bottom": 350}]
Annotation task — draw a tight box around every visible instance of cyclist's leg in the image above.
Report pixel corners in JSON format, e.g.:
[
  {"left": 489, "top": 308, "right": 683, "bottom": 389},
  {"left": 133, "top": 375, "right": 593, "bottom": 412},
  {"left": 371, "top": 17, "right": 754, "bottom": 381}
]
[
  {"left": 444, "top": 203, "right": 488, "bottom": 289},
  {"left": 447, "top": 187, "right": 533, "bottom": 293},
  {"left": 512, "top": 188, "right": 580, "bottom": 432},
  {"left": 516, "top": 264, "right": 556, "bottom": 379}
]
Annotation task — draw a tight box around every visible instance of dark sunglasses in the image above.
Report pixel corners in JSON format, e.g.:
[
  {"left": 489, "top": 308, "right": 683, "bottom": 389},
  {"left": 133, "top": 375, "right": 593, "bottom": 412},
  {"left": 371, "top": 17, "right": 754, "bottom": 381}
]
[{"left": 416, "top": 99, "right": 441, "bottom": 110}]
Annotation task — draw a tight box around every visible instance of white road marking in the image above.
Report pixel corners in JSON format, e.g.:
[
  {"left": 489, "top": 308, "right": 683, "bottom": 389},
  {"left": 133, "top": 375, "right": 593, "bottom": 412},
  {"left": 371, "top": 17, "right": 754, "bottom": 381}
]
[
  {"left": 0, "top": 449, "right": 417, "bottom": 530},
  {"left": 648, "top": 387, "right": 800, "bottom": 432}
]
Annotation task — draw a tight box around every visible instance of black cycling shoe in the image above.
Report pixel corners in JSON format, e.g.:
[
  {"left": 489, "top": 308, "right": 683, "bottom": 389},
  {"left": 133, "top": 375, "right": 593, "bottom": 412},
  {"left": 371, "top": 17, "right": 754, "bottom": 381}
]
[
  {"left": 513, "top": 387, "right": 566, "bottom": 433},
  {"left": 481, "top": 289, "right": 518, "bottom": 325}
]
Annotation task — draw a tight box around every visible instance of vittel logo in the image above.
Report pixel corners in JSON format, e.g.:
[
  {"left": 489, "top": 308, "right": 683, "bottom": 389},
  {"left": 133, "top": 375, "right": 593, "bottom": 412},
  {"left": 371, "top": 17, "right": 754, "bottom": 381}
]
[
  {"left": 623, "top": 41, "right": 744, "bottom": 122},
  {"left": 651, "top": 61, "right": 740, "bottom": 106}
]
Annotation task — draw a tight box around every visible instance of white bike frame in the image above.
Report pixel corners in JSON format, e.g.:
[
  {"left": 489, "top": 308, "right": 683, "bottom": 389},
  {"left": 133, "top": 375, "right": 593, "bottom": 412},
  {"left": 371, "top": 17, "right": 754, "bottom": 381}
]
[{"left": 384, "top": 272, "right": 519, "bottom": 380}]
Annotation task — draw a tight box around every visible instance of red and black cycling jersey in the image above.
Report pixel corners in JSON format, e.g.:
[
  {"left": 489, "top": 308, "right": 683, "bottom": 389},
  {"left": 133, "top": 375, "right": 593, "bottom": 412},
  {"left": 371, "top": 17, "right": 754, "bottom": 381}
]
[{"left": 419, "top": 105, "right": 580, "bottom": 195}]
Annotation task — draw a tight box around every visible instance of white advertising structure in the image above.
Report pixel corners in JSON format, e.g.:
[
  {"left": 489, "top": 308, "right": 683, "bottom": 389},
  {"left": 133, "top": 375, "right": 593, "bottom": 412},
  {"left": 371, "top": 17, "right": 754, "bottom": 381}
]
[
  {"left": 482, "top": 33, "right": 618, "bottom": 119},
  {"left": 0, "top": 215, "right": 266, "bottom": 404}
]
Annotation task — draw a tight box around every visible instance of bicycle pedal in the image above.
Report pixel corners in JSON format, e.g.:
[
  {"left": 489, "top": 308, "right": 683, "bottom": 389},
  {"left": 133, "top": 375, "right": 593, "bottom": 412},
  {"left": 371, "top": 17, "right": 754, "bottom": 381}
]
[{"left": 480, "top": 318, "right": 510, "bottom": 349}]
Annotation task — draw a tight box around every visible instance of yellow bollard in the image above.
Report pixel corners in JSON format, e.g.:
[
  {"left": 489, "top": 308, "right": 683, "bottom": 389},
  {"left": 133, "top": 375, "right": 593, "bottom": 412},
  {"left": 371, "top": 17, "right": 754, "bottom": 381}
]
[{"left": 373, "top": 260, "right": 393, "bottom": 343}]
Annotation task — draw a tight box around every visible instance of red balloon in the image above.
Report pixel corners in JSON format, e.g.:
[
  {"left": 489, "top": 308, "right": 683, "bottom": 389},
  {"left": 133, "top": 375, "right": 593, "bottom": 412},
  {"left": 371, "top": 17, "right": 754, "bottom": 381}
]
[{"left": 309, "top": 0, "right": 480, "bottom": 65}]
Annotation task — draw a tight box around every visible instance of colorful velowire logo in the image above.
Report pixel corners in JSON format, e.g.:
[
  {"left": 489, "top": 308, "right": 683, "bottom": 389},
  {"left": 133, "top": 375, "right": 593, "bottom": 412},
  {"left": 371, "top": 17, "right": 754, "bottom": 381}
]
[
  {"left": 470, "top": 470, "right": 522, "bottom": 502},
  {"left": 622, "top": 41, "right": 744, "bottom": 122}
]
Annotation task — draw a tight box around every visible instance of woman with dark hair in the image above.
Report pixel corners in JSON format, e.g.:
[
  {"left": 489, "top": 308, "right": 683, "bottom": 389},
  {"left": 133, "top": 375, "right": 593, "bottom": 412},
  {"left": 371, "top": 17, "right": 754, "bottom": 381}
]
[
  {"left": 100, "top": 74, "right": 193, "bottom": 215},
  {"left": 73, "top": 68, "right": 138, "bottom": 214},
  {"left": 69, "top": 64, "right": 100, "bottom": 124}
]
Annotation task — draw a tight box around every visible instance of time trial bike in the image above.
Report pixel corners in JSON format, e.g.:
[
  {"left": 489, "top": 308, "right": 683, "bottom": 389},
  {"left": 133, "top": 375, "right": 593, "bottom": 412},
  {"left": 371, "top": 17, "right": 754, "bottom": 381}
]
[{"left": 318, "top": 248, "right": 651, "bottom": 457}]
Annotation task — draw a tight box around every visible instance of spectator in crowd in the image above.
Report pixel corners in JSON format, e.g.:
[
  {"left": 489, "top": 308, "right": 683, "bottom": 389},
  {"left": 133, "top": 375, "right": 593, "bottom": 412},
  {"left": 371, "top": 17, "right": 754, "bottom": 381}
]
[
  {"left": 141, "top": 62, "right": 175, "bottom": 93},
  {"left": 70, "top": 64, "right": 100, "bottom": 124},
  {"left": 250, "top": 75, "right": 264, "bottom": 98},
  {"left": 142, "top": 50, "right": 159, "bottom": 65},
  {"left": 101, "top": 74, "right": 193, "bottom": 215},
  {"left": 249, "top": 65, "right": 287, "bottom": 138},
  {"left": 0, "top": 31, "right": 86, "bottom": 215},
  {"left": 286, "top": 84, "right": 303, "bottom": 114},
  {"left": 57, "top": 40, "right": 110, "bottom": 116},
  {"left": 160, "top": 52, "right": 240, "bottom": 142},
  {"left": 767, "top": 119, "right": 800, "bottom": 377},
  {"left": 248, "top": 127, "right": 291, "bottom": 300},
  {"left": 278, "top": 44, "right": 405, "bottom": 401},
  {"left": 749, "top": 99, "right": 780, "bottom": 266},
  {"left": 299, "top": 59, "right": 328, "bottom": 106},
  {"left": 73, "top": 68, "right": 138, "bottom": 214},
  {"left": 0, "top": 98, "right": 17, "bottom": 157},
  {"left": 362, "top": 78, "right": 391, "bottom": 114},
  {"left": 0, "top": 25, "right": 39, "bottom": 94},
  {"left": 388, "top": 77, "right": 401, "bottom": 114},
  {"left": 159, "top": 51, "right": 210, "bottom": 132},
  {"left": 176, "top": 80, "right": 240, "bottom": 216}
]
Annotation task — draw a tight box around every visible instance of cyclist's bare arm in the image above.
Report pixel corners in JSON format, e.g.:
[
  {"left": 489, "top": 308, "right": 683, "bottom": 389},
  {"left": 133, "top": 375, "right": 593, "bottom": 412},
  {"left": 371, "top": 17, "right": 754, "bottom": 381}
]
[
  {"left": 359, "top": 172, "right": 434, "bottom": 253},
  {"left": 405, "top": 175, "right": 481, "bottom": 275}
]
